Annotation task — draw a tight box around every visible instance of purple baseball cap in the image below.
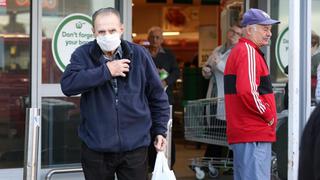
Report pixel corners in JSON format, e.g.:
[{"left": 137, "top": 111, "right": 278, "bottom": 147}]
[{"left": 241, "top": 8, "right": 280, "bottom": 27}]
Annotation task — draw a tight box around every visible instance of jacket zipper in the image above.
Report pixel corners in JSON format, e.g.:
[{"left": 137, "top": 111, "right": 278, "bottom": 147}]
[{"left": 114, "top": 78, "right": 122, "bottom": 151}]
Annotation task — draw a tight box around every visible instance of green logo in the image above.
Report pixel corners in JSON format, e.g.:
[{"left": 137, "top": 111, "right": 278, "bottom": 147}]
[
  {"left": 275, "top": 27, "right": 289, "bottom": 76},
  {"left": 75, "top": 22, "right": 84, "bottom": 29},
  {"left": 52, "top": 13, "right": 94, "bottom": 72}
]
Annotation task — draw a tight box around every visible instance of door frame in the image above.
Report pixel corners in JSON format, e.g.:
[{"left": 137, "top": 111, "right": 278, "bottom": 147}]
[{"left": 0, "top": 0, "right": 40, "bottom": 179}]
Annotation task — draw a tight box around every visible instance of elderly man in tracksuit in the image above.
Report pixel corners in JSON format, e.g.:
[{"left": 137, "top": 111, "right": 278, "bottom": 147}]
[
  {"left": 60, "top": 7, "right": 169, "bottom": 180},
  {"left": 224, "top": 8, "right": 280, "bottom": 180}
]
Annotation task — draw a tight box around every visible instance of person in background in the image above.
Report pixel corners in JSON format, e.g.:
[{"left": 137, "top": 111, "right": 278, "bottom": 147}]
[
  {"left": 147, "top": 26, "right": 179, "bottom": 171},
  {"left": 60, "top": 8, "right": 170, "bottom": 180},
  {"left": 201, "top": 24, "right": 242, "bottom": 160},
  {"left": 312, "top": 31, "right": 320, "bottom": 103},
  {"left": 287, "top": 31, "right": 320, "bottom": 106},
  {"left": 311, "top": 31, "right": 320, "bottom": 76},
  {"left": 147, "top": 26, "right": 180, "bottom": 105},
  {"left": 224, "top": 8, "right": 279, "bottom": 180},
  {"left": 298, "top": 103, "right": 320, "bottom": 180}
]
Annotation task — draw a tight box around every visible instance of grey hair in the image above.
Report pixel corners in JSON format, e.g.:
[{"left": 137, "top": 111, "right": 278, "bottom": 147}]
[
  {"left": 147, "top": 26, "right": 163, "bottom": 36},
  {"left": 242, "top": 24, "right": 256, "bottom": 38},
  {"left": 92, "top": 7, "right": 121, "bottom": 28},
  {"left": 247, "top": 24, "right": 257, "bottom": 31}
]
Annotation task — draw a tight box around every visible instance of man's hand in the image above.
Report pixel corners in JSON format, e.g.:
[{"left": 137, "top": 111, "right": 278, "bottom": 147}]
[
  {"left": 202, "top": 66, "right": 211, "bottom": 73},
  {"left": 106, "top": 59, "right": 130, "bottom": 77},
  {"left": 154, "top": 135, "right": 167, "bottom": 152}
]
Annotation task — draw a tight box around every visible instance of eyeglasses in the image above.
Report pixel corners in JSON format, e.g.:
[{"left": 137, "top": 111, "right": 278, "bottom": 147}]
[{"left": 229, "top": 29, "right": 242, "bottom": 36}]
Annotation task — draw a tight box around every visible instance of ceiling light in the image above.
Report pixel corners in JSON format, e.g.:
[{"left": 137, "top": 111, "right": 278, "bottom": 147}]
[{"left": 163, "top": 32, "right": 180, "bottom": 36}]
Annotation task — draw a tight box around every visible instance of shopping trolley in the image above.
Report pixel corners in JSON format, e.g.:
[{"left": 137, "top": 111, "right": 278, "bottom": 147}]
[{"left": 184, "top": 97, "right": 232, "bottom": 179}]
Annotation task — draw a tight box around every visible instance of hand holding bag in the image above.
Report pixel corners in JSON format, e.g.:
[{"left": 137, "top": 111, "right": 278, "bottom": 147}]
[{"left": 151, "top": 151, "right": 176, "bottom": 180}]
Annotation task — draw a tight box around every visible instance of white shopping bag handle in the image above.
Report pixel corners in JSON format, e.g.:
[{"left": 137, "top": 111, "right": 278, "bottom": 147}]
[
  {"left": 153, "top": 152, "right": 167, "bottom": 174},
  {"left": 152, "top": 152, "right": 176, "bottom": 180}
]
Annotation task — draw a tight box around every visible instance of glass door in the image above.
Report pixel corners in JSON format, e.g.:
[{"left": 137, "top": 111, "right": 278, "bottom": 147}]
[
  {"left": 0, "top": 0, "right": 132, "bottom": 179},
  {"left": 36, "top": 0, "right": 117, "bottom": 179},
  {"left": 0, "top": 0, "right": 31, "bottom": 179}
]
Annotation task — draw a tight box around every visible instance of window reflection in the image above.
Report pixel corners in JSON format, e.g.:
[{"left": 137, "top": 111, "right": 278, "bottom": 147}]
[
  {"left": 3, "top": 11, "right": 26, "bottom": 34},
  {"left": 0, "top": 6, "right": 30, "bottom": 169},
  {"left": 41, "top": 97, "right": 81, "bottom": 167}
]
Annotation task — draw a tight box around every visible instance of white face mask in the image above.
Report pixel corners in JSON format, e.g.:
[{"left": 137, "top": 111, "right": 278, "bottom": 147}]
[{"left": 96, "top": 33, "right": 121, "bottom": 52}]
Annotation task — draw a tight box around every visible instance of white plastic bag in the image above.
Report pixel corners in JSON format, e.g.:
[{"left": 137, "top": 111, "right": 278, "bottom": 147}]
[{"left": 151, "top": 151, "right": 176, "bottom": 180}]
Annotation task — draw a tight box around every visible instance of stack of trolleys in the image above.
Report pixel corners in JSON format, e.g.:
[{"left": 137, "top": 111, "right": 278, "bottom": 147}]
[{"left": 184, "top": 98, "right": 232, "bottom": 179}]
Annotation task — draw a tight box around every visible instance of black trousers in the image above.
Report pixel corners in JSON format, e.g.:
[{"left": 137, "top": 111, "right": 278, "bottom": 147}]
[{"left": 81, "top": 143, "right": 148, "bottom": 180}]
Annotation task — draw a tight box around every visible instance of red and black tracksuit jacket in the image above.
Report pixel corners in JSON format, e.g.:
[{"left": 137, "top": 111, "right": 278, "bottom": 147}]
[{"left": 224, "top": 38, "right": 277, "bottom": 144}]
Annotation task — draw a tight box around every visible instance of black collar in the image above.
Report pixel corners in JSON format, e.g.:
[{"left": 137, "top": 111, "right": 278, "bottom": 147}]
[{"left": 89, "top": 39, "right": 134, "bottom": 62}]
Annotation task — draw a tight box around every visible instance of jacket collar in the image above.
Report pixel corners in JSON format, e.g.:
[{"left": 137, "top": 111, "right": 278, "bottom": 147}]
[
  {"left": 89, "top": 39, "right": 134, "bottom": 62},
  {"left": 239, "top": 38, "right": 265, "bottom": 57}
]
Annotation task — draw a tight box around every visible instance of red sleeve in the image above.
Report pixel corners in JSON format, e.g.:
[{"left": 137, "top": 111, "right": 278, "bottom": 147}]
[{"left": 236, "top": 44, "right": 274, "bottom": 123}]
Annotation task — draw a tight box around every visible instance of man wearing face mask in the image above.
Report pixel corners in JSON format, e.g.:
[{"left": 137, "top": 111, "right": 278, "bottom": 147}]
[{"left": 60, "top": 7, "right": 170, "bottom": 180}]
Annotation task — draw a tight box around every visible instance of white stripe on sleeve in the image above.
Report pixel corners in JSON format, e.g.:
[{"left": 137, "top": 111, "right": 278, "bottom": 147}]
[{"left": 245, "top": 43, "right": 266, "bottom": 114}]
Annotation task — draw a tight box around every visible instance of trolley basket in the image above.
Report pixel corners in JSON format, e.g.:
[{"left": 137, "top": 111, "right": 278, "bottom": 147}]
[{"left": 184, "top": 97, "right": 232, "bottom": 179}]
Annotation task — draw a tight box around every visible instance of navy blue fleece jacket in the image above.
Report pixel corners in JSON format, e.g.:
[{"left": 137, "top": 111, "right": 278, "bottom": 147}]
[{"left": 60, "top": 39, "right": 170, "bottom": 152}]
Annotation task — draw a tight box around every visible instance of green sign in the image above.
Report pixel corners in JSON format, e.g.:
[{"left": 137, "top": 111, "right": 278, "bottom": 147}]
[
  {"left": 52, "top": 13, "right": 94, "bottom": 72},
  {"left": 275, "top": 27, "right": 289, "bottom": 75}
]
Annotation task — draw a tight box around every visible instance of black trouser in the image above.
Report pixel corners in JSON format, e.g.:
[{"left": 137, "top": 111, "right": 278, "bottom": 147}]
[{"left": 81, "top": 143, "right": 148, "bottom": 180}]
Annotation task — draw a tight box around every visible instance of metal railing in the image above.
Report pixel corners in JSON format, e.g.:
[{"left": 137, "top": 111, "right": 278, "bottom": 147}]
[
  {"left": 23, "top": 108, "right": 41, "bottom": 180},
  {"left": 45, "top": 168, "right": 83, "bottom": 180}
]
